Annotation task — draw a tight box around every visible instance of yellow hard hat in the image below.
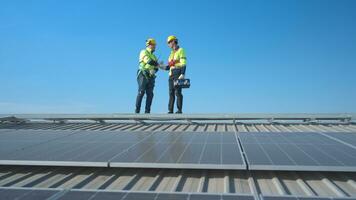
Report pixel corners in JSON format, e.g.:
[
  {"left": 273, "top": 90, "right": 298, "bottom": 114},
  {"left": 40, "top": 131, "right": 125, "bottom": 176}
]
[
  {"left": 167, "top": 35, "right": 177, "bottom": 43},
  {"left": 146, "top": 38, "right": 156, "bottom": 46}
]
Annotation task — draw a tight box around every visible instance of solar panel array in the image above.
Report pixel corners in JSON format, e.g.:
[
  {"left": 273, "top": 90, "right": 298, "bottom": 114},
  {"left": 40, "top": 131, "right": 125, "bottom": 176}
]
[
  {"left": 262, "top": 195, "right": 356, "bottom": 200},
  {"left": 320, "top": 132, "right": 356, "bottom": 148},
  {"left": 0, "top": 188, "right": 256, "bottom": 200},
  {"left": 0, "top": 130, "right": 75, "bottom": 155},
  {"left": 3, "top": 188, "right": 356, "bottom": 200},
  {"left": 239, "top": 132, "right": 356, "bottom": 171},
  {"left": 2, "top": 188, "right": 356, "bottom": 200},
  {"left": 1, "top": 129, "right": 356, "bottom": 171},
  {"left": 0, "top": 130, "right": 245, "bottom": 169},
  {"left": 60, "top": 191, "right": 256, "bottom": 200},
  {"left": 0, "top": 188, "right": 60, "bottom": 200}
]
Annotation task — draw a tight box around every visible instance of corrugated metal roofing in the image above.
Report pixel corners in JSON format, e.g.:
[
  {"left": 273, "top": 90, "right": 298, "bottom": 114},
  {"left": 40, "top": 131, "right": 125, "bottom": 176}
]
[
  {"left": 0, "top": 166, "right": 355, "bottom": 198},
  {"left": 1, "top": 122, "right": 356, "bottom": 133}
]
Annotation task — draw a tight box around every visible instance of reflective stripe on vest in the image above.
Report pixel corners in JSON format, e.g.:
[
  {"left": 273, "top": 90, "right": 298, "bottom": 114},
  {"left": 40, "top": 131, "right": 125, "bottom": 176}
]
[{"left": 140, "top": 49, "right": 157, "bottom": 71}]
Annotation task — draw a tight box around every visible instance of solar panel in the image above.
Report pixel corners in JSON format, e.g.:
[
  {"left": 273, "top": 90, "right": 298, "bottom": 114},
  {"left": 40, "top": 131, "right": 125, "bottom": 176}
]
[
  {"left": 0, "top": 130, "right": 76, "bottom": 157},
  {"left": 189, "top": 194, "right": 222, "bottom": 200},
  {"left": 262, "top": 195, "right": 354, "bottom": 200},
  {"left": 319, "top": 132, "right": 356, "bottom": 148},
  {"left": 56, "top": 190, "right": 256, "bottom": 200},
  {"left": 0, "top": 129, "right": 12, "bottom": 133},
  {"left": 155, "top": 193, "right": 189, "bottom": 200},
  {"left": 90, "top": 191, "right": 126, "bottom": 200},
  {"left": 0, "top": 130, "right": 148, "bottom": 167},
  {"left": 109, "top": 132, "right": 246, "bottom": 170},
  {"left": 239, "top": 132, "right": 356, "bottom": 172},
  {"left": 0, "top": 130, "right": 245, "bottom": 170},
  {"left": 189, "top": 194, "right": 256, "bottom": 200},
  {"left": 56, "top": 191, "right": 97, "bottom": 200},
  {"left": 122, "top": 192, "right": 158, "bottom": 199},
  {"left": 0, "top": 188, "right": 60, "bottom": 200},
  {"left": 263, "top": 196, "right": 310, "bottom": 200},
  {"left": 0, "top": 187, "right": 353, "bottom": 200}
]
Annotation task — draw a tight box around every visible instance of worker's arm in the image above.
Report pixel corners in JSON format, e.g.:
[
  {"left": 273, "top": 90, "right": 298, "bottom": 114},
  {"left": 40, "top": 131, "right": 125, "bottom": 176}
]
[
  {"left": 176, "top": 49, "right": 186, "bottom": 75},
  {"left": 157, "top": 62, "right": 169, "bottom": 70},
  {"left": 145, "top": 57, "right": 158, "bottom": 66},
  {"left": 175, "top": 49, "right": 186, "bottom": 69},
  {"left": 180, "top": 66, "right": 186, "bottom": 75},
  {"left": 163, "top": 65, "right": 170, "bottom": 70}
]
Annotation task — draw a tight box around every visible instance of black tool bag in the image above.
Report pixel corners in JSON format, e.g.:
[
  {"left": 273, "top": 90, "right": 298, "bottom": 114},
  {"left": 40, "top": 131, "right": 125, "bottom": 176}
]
[{"left": 174, "top": 78, "right": 190, "bottom": 89}]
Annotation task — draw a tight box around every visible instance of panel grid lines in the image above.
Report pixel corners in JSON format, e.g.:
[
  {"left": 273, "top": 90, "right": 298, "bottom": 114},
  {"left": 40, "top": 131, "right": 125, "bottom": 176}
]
[
  {"left": 0, "top": 187, "right": 257, "bottom": 200},
  {"left": 2, "top": 130, "right": 356, "bottom": 171},
  {"left": 265, "top": 133, "right": 298, "bottom": 166},
  {"left": 0, "top": 130, "right": 245, "bottom": 170},
  {"left": 239, "top": 132, "right": 356, "bottom": 171},
  {"left": 276, "top": 133, "right": 323, "bottom": 166}
]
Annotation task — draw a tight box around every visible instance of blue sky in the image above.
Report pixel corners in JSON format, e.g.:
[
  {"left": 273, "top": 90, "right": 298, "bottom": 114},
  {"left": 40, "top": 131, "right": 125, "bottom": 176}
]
[{"left": 0, "top": 0, "right": 355, "bottom": 114}]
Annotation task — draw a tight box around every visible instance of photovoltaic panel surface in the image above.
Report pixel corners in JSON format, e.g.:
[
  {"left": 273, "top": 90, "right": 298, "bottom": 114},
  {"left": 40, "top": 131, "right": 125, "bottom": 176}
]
[
  {"left": 58, "top": 190, "right": 256, "bottom": 200},
  {"left": 0, "top": 188, "right": 256, "bottom": 200},
  {"left": 0, "top": 188, "right": 60, "bottom": 200},
  {"left": 239, "top": 132, "right": 356, "bottom": 171},
  {"left": 109, "top": 131, "right": 245, "bottom": 169},
  {"left": 0, "top": 130, "right": 245, "bottom": 170},
  {"left": 262, "top": 195, "right": 356, "bottom": 200},
  {"left": 319, "top": 132, "right": 356, "bottom": 148},
  {"left": 0, "top": 130, "right": 76, "bottom": 156}
]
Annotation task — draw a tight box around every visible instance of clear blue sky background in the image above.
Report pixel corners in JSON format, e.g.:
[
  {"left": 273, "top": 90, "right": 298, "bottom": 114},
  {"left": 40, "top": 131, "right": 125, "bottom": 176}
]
[{"left": 1, "top": 0, "right": 355, "bottom": 114}]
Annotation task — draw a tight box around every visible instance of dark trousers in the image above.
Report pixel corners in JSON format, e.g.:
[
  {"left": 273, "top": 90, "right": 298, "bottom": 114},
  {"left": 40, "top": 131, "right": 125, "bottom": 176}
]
[
  {"left": 135, "top": 72, "right": 155, "bottom": 113},
  {"left": 168, "top": 77, "right": 183, "bottom": 113}
]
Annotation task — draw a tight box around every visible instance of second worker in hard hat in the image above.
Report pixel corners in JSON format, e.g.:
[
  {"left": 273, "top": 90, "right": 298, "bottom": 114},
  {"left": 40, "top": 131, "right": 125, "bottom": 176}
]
[
  {"left": 162, "top": 35, "right": 187, "bottom": 114},
  {"left": 135, "top": 38, "right": 160, "bottom": 114}
]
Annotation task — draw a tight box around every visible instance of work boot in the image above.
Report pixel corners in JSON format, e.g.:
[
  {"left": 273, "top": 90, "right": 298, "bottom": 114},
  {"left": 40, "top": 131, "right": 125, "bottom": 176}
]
[
  {"left": 175, "top": 111, "right": 182, "bottom": 114},
  {"left": 168, "top": 111, "right": 173, "bottom": 114},
  {"left": 135, "top": 109, "right": 140, "bottom": 114}
]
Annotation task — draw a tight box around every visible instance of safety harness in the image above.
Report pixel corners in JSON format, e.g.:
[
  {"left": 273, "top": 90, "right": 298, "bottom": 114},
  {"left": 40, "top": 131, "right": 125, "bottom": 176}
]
[{"left": 138, "top": 49, "right": 157, "bottom": 78}]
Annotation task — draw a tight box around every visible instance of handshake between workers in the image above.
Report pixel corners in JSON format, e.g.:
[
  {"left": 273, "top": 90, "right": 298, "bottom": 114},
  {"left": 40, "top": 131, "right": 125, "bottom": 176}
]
[{"left": 157, "top": 59, "right": 184, "bottom": 80}]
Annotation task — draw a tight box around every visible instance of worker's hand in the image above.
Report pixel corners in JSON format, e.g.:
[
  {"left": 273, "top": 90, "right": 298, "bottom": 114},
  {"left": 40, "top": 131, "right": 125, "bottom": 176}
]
[
  {"left": 158, "top": 61, "right": 165, "bottom": 70},
  {"left": 168, "top": 60, "right": 175, "bottom": 67},
  {"left": 154, "top": 60, "right": 159, "bottom": 67},
  {"left": 149, "top": 69, "right": 156, "bottom": 76},
  {"left": 148, "top": 59, "right": 159, "bottom": 67},
  {"left": 178, "top": 74, "right": 185, "bottom": 80}
]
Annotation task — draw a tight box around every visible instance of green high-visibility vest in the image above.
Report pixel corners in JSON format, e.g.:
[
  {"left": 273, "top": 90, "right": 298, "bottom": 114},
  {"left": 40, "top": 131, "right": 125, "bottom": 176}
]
[
  {"left": 168, "top": 47, "right": 186, "bottom": 76},
  {"left": 139, "top": 47, "right": 158, "bottom": 71}
]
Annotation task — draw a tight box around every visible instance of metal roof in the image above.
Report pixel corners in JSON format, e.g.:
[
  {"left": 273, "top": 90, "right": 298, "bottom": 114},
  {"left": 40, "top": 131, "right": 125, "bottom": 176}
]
[
  {"left": 1, "top": 122, "right": 356, "bottom": 133},
  {"left": 0, "top": 166, "right": 355, "bottom": 199},
  {"left": 0, "top": 113, "right": 355, "bottom": 199},
  {"left": 1, "top": 113, "right": 355, "bottom": 123}
]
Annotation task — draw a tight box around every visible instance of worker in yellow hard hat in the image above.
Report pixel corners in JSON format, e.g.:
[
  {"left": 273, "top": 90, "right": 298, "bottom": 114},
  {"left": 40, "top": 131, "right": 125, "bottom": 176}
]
[
  {"left": 135, "top": 38, "right": 160, "bottom": 114},
  {"left": 161, "top": 35, "right": 187, "bottom": 114}
]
